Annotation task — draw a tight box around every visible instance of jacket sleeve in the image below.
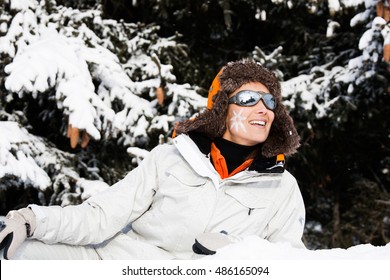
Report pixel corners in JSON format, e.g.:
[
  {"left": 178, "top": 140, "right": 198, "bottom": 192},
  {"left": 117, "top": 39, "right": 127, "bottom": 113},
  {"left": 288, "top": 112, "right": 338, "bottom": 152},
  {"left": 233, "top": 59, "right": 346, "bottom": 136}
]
[
  {"left": 265, "top": 171, "right": 306, "bottom": 249},
  {"left": 29, "top": 145, "right": 165, "bottom": 245}
]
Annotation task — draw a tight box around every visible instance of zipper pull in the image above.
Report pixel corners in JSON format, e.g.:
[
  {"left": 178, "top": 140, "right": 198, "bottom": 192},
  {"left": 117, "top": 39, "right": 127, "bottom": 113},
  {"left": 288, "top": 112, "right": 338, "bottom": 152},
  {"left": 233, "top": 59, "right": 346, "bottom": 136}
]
[{"left": 248, "top": 208, "right": 254, "bottom": 215}]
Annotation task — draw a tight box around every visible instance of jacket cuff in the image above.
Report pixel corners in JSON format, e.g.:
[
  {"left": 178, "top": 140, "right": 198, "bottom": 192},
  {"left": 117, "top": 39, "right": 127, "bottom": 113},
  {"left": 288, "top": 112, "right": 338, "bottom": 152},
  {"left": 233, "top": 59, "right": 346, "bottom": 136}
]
[{"left": 28, "top": 204, "right": 48, "bottom": 239}]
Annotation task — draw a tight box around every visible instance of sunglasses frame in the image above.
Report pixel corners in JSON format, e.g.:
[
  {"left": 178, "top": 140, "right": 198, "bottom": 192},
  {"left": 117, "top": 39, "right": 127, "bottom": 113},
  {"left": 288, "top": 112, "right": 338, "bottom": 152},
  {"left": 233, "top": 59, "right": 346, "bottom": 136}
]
[{"left": 228, "top": 90, "right": 276, "bottom": 111}]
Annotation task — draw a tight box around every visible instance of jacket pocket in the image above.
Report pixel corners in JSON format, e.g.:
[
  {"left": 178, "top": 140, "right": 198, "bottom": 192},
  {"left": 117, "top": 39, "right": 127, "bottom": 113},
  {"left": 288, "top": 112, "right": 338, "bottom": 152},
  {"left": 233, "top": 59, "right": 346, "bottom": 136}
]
[
  {"left": 155, "top": 166, "right": 208, "bottom": 212},
  {"left": 216, "top": 188, "right": 273, "bottom": 235},
  {"left": 167, "top": 166, "right": 208, "bottom": 187},
  {"left": 225, "top": 188, "right": 272, "bottom": 209}
]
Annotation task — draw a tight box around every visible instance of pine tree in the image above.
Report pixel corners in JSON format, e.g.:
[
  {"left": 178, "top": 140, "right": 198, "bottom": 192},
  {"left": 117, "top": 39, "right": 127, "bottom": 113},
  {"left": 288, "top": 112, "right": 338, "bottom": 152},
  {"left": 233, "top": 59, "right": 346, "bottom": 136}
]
[
  {"left": 1, "top": 0, "right": 389, "bottom": 249},
  {"left": 0, "top": 0, "right": 205, "bottom": 213}
]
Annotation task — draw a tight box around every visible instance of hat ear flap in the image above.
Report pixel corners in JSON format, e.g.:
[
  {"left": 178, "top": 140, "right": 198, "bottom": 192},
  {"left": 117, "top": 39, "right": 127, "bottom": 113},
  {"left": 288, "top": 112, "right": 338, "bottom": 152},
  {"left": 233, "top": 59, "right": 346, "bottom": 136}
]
[
  {"left": 262, "top": 103, "right": 300, "bottom": 157},
  {"left": 207, "top": 69, "right": 223, "bottom": 109},
  {"left": 207, "top": 90, "right": 228, "bottom": 137}
]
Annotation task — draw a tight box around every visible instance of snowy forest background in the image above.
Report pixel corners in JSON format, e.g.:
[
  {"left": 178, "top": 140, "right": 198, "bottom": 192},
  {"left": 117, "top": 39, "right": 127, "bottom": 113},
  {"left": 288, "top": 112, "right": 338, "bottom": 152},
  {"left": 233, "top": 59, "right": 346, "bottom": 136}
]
[{"left": 0, "top": 0, "right": 389, "bottom": 250}]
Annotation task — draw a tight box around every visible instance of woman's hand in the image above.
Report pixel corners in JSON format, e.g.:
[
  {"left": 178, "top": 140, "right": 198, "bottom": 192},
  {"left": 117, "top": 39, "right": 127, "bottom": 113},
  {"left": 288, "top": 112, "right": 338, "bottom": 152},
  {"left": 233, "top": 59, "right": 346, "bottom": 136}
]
[{"left": 0, "top": 208, "right": 36, "bottom": 259}]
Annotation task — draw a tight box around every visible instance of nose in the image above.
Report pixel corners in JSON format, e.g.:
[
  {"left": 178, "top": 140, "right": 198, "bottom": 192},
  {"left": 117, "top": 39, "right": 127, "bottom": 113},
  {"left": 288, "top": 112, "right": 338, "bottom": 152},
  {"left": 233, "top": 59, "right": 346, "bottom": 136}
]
[{"left": 254, "top": 100, "right": 268, "bottom": 114}]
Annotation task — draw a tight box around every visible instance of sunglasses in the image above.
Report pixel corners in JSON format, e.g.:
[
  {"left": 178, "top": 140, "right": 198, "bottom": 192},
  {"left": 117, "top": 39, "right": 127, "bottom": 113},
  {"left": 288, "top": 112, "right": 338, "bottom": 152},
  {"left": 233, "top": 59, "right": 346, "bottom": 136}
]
[{"left": 228, "top": 90, "right": 276, "bottom": 111}]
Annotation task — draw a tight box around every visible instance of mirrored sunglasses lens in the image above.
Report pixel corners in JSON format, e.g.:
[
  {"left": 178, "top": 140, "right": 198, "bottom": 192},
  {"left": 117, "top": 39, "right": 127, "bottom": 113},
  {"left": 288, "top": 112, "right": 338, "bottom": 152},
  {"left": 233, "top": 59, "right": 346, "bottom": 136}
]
[
  {"left": 263, "top": 94, "right": 276, "bottom": 110},
  {"left": 237, "top": 91, "right": 260, "bottom": 106}
]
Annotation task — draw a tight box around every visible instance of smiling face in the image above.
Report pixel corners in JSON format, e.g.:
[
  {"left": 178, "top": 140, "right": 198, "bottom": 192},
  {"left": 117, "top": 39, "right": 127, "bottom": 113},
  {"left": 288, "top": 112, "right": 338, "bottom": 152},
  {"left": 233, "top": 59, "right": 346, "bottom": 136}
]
[{"left": 222, "top": 82, "right": 275, "bottom": 146}]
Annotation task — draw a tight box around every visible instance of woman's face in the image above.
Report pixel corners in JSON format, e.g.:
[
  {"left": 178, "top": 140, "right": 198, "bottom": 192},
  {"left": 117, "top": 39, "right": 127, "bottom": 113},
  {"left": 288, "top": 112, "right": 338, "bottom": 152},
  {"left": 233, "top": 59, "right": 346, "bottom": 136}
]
[{"left": 222, "top": 82, "right": 275, "bottom": 146}]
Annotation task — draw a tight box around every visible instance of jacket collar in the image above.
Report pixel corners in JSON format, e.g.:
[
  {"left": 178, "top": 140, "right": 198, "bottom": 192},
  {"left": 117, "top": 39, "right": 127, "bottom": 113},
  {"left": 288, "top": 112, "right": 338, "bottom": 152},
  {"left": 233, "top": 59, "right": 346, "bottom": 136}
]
[
  {"left": 173, "top": 134, "right": 284, "bottom": 188},
  {"left": 187, "top": 131, "right": 285, "bottom": 174},
  {"left": 173, "top": 134, "right": 217, "bottom": 178}
]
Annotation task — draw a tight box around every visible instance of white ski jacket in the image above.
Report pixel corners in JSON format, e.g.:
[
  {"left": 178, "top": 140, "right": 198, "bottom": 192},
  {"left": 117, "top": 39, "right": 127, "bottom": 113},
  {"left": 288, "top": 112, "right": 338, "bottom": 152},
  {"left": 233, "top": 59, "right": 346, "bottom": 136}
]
[{"left": 29, "top": 134, "right": 306, "bottom": 259}]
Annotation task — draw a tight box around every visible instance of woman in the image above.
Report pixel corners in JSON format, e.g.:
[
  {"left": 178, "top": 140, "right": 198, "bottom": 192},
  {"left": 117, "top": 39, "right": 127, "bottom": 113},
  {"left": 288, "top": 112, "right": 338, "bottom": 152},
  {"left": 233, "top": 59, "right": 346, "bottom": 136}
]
[{"left": 0, "top": 58, "right": 305, "bottom": 259}]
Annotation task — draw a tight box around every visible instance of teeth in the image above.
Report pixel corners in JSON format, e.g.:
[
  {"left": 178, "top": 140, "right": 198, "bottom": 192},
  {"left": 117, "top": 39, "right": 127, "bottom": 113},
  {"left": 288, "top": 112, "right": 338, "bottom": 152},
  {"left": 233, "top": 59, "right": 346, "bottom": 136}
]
[{"left": 250, "top": 120, "right": 266, "bottom": 126}]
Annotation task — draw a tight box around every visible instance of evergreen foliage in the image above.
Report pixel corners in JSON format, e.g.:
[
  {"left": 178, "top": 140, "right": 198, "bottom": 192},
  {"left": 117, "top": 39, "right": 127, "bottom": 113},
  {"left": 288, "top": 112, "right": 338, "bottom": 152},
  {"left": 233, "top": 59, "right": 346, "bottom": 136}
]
[
  {"left": 0, "top": 0, "right": 205, "bottom": 212},
  {"left": 0, "top": 0, "right": 389, "bottom": 249}
]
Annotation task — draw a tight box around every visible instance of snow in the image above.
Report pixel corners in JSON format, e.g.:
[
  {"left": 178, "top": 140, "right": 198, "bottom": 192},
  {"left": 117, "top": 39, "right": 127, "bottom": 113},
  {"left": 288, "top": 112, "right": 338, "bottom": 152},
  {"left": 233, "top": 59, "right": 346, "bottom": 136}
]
[
  {"left": 326, "top": 20, "right": 340, "bottom": 37},
  {"left": 281, "top": 7, "right": 388, "bottom": 119},
  {"left": 8, "top": 0, "right": 38, "bottom": 12},
  {"left": 328, "top": 0, "right": 341, "bottom": 14},
  {"left": 0, "top": 0, "right": 389, "bottom": 263},
  {"left": 0, "top": 120, "right": 110, "bottom": 204},
  {"left": 0, "top": 121, "right": 51, "bottom": 191},
  {"left": 359, "top": 17, "right": 386, "bottom": 50},
  {"left": 0, "top": 0, "right": 207, "bottom": 208},
  {"left": 127, "top": 147, "right": 151, "bottom": 165},
  {"left": 4, "top": 29, "right": 115, "bottom": 140},
  {"left": 206, "top": 235, "right": 390, "bottom": 260},
  {"left": 1, "top": 1, "right": 205, "bottom": 150},
  {"left": 77, "top": 178, "right": 110, "bottom": 200}
]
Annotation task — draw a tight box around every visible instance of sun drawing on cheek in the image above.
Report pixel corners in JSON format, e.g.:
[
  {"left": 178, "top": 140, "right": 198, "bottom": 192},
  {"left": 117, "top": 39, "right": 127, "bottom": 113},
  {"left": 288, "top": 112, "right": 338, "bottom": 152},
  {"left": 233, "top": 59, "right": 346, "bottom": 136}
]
[{"left": 230, "top": 109, "right": 247, "bottom": 133}]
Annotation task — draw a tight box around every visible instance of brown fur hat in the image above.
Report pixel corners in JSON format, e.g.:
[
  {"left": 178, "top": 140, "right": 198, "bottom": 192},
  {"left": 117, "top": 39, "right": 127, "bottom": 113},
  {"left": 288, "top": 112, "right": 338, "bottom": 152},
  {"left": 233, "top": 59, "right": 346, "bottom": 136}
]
[{"left": 175, "top": 58, "right": 300, "bottom": 157}]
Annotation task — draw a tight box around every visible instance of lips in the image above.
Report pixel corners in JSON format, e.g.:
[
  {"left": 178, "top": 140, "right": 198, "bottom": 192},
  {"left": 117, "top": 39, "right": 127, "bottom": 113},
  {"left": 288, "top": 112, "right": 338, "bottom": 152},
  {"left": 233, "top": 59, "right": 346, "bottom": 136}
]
[{"left": 249, "top": 120, "right": 266, "bottom": 126}]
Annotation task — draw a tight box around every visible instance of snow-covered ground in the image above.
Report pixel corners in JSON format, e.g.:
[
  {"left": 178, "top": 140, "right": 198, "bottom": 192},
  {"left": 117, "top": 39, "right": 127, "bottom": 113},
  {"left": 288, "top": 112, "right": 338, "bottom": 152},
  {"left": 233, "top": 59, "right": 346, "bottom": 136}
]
[
  {"left": 1, "top": 239, "right": 389, "bottom": 280},
  {"left": 1, "top": 232, "right": 388, "bottom": 260},
  {"left": 206, "top": 235, "right": 390, "bottom": 259}
]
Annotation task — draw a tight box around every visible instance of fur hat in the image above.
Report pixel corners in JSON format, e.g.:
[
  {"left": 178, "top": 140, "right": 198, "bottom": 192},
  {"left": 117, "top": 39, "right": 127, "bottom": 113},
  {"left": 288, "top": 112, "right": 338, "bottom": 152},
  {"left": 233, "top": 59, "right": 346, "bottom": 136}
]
[{"left": 175, "top": 58, "right": 300, "bottom": 157}]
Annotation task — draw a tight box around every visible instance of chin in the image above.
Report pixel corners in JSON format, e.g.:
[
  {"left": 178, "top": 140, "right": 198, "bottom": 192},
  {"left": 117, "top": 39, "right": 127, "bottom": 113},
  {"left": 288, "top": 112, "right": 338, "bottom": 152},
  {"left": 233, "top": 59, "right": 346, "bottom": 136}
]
[{"left": 255, "top": 133, "right": 269, "bottom": 143}]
